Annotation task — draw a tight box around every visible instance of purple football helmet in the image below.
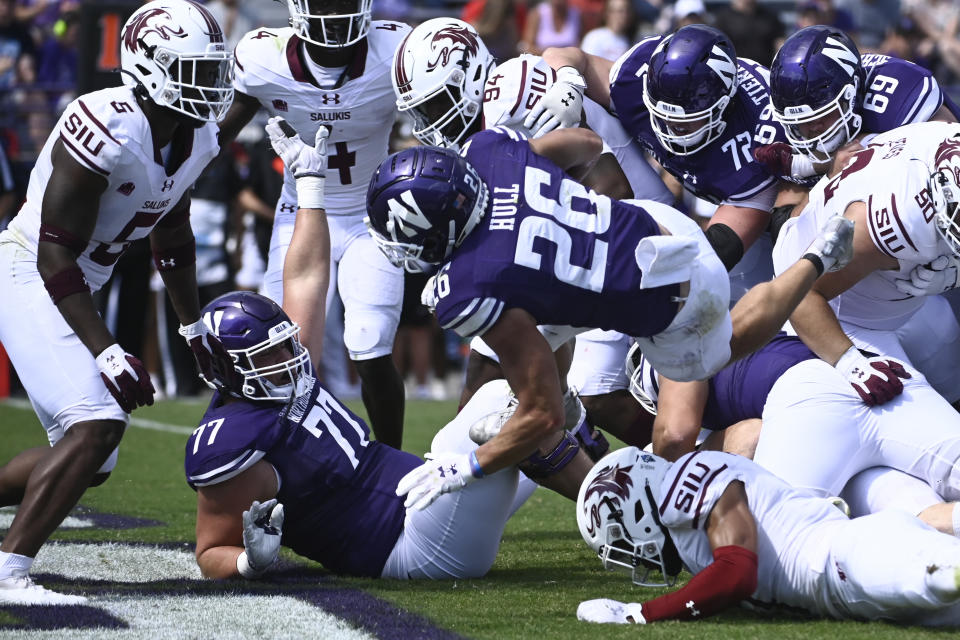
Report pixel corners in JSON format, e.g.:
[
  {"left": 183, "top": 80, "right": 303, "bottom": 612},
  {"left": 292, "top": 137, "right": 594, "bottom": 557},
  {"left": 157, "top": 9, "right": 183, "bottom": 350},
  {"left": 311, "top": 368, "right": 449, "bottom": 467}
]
[
  {"left": 770, "top": 26, "right": 865, "bottom": 163},
  {"left": 201, "top": 291, "right": 311, "bottom": 402},
  {"left": 642, "top": 25, "right": 739, "bottom": 156},
  {"left": 365, "top": 146, "right": 489, "bottom": 272}
]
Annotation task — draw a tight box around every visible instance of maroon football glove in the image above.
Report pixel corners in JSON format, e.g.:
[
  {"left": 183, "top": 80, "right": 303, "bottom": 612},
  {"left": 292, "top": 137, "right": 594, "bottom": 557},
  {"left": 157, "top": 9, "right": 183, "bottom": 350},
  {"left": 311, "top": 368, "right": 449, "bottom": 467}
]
[
  {"left": 178, "top": 319, "right": 241, "bottom": 390},
  {"left": 753, "top": 142, "right": 797, "bottom": 178},
  {"left": 835, "top": 347, "right": 912, "bottom": 406},
  {"left": 95, "top": 344, "right": 155, "bottom": 413}
]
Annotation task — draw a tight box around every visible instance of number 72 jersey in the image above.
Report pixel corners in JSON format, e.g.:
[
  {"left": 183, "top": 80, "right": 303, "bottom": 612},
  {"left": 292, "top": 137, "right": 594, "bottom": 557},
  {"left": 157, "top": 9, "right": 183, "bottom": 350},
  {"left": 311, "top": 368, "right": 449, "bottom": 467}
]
[{"left": 429, "top": 128, "right": 682, "bottom": 340}]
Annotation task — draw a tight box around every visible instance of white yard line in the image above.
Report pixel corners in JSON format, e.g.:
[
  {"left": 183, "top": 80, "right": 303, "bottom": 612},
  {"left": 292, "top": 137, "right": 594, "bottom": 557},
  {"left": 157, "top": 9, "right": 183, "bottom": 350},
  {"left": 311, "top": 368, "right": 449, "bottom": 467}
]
[{"left": 1, "top": 398, "right": 196, "bottom": 435}]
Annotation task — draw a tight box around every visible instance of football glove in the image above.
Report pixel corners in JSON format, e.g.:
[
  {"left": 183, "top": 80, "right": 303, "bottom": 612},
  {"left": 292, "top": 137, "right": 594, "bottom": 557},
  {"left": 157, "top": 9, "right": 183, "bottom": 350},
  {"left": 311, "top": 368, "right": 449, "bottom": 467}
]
[
  {"left": 266, "top": 116, "right": 328, "bottom": 210},
  {"left": 752, "top": 142, "right": 816, "bottom": 179},
  {"left": 803, "top": 215, "right": 854, "bottom": 275},
  {"left": 178, "top": 319, "right": 240, "bottom": 391},
  {"left": 239, "top": 498, "right": 284, "bottom": 578},
  {"left": 95, "top": 343, "right": 154, "bottom": 413},
  {"left": 895, "top": 255, "right": 960, "bottom": 297},
  {"left": 577, "top": 599, "right": 646, "bottom": 624},
  {"left": 522, "top": 66, "right": 586, "bottom": 138},
  {"left": 396, "top": 451, "right": 482, "bottom": 511},
  {"left": 834, "top": 346, "right": 911, "bottom": 406}
]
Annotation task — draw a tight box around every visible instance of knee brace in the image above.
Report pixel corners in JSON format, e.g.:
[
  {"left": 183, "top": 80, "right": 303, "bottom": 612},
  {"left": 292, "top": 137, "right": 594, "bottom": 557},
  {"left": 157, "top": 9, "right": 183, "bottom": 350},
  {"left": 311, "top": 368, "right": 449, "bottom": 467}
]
[
  {"left": 519, "top": 431, "right": 581, "bottom": 480},
  {"left": 574, "top": 419, "right": 610, "bottom": 462}
]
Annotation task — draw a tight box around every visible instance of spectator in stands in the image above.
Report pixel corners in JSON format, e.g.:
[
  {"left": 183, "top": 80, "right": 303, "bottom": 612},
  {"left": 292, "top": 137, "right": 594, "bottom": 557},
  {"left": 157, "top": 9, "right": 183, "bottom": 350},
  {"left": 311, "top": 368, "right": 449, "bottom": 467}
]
[
  {"left": 204, "top": 0, "right": 258, "bottom": 51},
  {"left": 673, "top": 0, "right": 709, "bottom": 28},
  {"left": 14, "top": 0, "right": 77, "bottom": 35},
  {"left": 0, "top": 134, "right": 14, "bottom": 231},
  {"left": 465, "top": 0, "right": 525, "bottom": 61},
  {"left": 836, "top": 0, "right": 898, "bottom": 50},
  {"left": 713, "top": 0, "right": 784, "bottom": 66},
  {"left": 905, "top": 0, "right": 960, "bottom": 83},
  {"left": 580, "top": 0, "right": 634, "bottom": 61},
  {"left": 0, "top": 0, "right": 35, "bottom": 89},
  {"left": 521, "top": 0, "right": 583, "bottom": 55},
  {"left": 36, "top": 9, "right": 76, "bottom": 109}
]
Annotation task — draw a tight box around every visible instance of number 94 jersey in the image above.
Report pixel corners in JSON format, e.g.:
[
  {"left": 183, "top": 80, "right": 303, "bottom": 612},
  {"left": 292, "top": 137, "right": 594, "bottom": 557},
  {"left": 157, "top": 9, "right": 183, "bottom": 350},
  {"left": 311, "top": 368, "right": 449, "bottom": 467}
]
[{"left": 429, "top": 127, "right": 681, "bottom": 340}]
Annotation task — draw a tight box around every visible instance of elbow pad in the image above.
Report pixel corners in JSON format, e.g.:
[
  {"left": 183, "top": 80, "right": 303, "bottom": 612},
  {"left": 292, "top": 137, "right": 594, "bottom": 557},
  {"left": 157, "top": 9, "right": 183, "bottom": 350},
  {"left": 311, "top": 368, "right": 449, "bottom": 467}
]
[{"left": 704, "top": 223, "right": 745, "bottom": 272}]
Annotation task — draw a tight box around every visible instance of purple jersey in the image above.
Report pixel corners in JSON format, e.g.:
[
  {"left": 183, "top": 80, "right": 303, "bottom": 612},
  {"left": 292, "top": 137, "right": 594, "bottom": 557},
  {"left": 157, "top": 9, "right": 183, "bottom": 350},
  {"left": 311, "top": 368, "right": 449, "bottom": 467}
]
[
  {"left": 702, "top": 334, "right": 816, "bottom": 429},
  {"left": 184, "top": 380, "right": 420, "bottom": 577},
  {"left": 860, "top": 54, "right": 951, "bottom": 134},
  {"left": 431, "top": 127, "right": 680, "bottom": 339},
  {"left": 609, "top": 37, "right": 784, "bottom": 205}
]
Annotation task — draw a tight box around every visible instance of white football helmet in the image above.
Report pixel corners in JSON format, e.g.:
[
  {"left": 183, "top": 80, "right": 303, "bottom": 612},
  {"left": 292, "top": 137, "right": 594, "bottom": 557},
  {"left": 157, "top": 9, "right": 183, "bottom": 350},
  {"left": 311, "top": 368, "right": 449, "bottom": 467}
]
[
  {"left": 120, "top": 0, "right": 233, "bottom": 122},
  {"left": 930, "top": 135, "right": 960, "bottom": 257},
  {"left": 577, "top": 447, "right": 682, "bottom": 587},
  {"left": 625, "top": 342, "right": 659, "bottom": 416},
  {"left": 392, "top": 18, "right": 495, "bottom": 149},
  {"left": 287, "top": 0, "right": 372, "bottom": 48}
]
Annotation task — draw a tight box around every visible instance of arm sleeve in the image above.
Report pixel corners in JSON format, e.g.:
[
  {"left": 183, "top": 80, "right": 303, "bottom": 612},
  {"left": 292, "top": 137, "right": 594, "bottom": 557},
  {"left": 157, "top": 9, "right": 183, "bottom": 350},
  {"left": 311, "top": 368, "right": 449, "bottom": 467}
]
[{"left": 642, "top": 545, "right": 758, "bottom": 621}]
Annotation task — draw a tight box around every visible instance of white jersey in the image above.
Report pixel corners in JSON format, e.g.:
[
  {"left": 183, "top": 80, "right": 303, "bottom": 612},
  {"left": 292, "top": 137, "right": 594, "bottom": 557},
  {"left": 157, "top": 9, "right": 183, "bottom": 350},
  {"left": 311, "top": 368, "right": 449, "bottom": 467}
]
[
  {"left": 658, "top": 451, "right": 847, "bottom": 613},
  {"left": 6, "top": 86, "right": 218, "bottom": 290},
  {"left": 482, "top": 54, "right": 673, "bottom": 204},
  {"left": 233, "top": 23, "right": 410, "bottom": 216},
  {"left": 773, "top": 121, "right": 960, "bottom": 330}
]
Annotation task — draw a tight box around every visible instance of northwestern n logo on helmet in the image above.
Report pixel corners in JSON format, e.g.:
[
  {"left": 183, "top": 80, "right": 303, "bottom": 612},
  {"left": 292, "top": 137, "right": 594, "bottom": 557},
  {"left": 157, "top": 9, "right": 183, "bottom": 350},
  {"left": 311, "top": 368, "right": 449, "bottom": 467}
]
[
  {"left": 821, "top": 36, "right": 858, "bottom": 78},
  {"left": 122, "top": 8, "right": 187, "bottom": 53},
  {"left": 385, "top": 190, "right": 432, "bottom": 240},
  {"left": 427, "top": 25, "right": 480, "bottom": 72},
  {"left": 706, "top": 45, "right": 737, "bottom": 91}
]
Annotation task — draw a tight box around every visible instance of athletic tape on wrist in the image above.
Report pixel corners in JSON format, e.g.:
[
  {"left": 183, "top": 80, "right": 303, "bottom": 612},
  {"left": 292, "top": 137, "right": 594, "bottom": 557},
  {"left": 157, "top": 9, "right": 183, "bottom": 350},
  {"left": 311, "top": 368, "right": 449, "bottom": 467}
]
[
  {"left": 152, "top": 238, "right": 196, "bottom": 272},
  {"left": 236, "top": 551, "right": 266, "bottom": 579},
  {"left": 43, "top": 265, "right": 90, "bottom": 304}
]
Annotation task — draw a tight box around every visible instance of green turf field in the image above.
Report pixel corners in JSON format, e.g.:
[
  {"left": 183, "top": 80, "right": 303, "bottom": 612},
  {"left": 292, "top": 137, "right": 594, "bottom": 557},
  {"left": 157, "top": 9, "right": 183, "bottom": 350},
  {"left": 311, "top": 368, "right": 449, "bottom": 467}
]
[{"left": 0, "top": 397, "right": 950, "bottom": 639}]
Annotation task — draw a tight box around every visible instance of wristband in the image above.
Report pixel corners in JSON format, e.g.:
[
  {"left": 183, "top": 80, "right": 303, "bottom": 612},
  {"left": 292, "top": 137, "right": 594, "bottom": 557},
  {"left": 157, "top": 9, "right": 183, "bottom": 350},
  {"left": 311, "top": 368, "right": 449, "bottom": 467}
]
[
  {"left": 236, "top": 551, "right": 266, "bottom": 579},
  {"left": 296, "top": 175, "right": 326, "bottom": 210},
  {"left": 801, "top": 252, "right": 824, "bottom": 277},
  {"left": 43, "top": 265, "right": 90, "bottom": 304},
  {"left": 469, "top": 450, "right": 485, "bottom": 478}
]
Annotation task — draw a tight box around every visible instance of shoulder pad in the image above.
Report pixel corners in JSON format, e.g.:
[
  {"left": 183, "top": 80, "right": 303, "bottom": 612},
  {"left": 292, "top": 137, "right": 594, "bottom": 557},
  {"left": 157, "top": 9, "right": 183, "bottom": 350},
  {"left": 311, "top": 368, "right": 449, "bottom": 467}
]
[
  {"left": 184, "top": 403, "right": 283, "bottom": 488},
  {"left": 658, "top": 451, "right": 734, "bottom": 530},
  {"left": 483, "top": 55, "right": 557, "bottom": 130},
  {"left": 57, "top": 94, "right": 127, "bottom": 177}
]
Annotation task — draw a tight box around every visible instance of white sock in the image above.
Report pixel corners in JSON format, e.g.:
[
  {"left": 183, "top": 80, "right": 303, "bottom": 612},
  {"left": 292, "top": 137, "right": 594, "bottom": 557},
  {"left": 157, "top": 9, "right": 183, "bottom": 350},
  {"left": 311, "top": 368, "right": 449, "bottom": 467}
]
[{"left": 0, "top": 551, "right": 33, "bottom": 578}]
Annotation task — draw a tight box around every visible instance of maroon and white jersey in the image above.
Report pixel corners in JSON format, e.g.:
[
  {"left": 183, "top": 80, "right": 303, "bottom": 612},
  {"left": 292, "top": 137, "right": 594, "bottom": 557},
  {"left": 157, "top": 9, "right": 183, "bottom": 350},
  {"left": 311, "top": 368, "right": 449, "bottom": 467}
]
[
  {"left": 6, "top": 85, "right": 219, "bottom": 290},
  {"left": 481, "top": 54, "right": 673, "bottom": 204},
  {"left": 233, "top": 23, "right": 410, "bottom": 216},
  {"left": 773, "top": 121, "right": 960, "bottom": 330},
  {"left": 659, "top": 451, "right": 847, "bottom": 612}
]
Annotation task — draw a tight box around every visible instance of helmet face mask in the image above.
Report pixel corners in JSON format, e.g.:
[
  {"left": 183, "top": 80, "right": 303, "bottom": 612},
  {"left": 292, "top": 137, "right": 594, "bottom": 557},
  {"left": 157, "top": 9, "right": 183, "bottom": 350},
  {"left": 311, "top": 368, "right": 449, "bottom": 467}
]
[
  {"left": 393, "top": 18, "right": 494, "bottom": 149},
  {"left": 288, "top": 0, "right": 372, "bottom": 48},
  {"left": 202, "top": 292, "right": 312, "bottom": 402},
  {"left": 577, "top": 448, "right": 682, "bottom": 588},
  {"left": 642, "top": 25, "right": 739, "bottom": 156},
  {"left": 365, "top": 146, "right": 489, "bottom": 273},
  {"left": 770, "top": 26, "right": 864, "bottom": 163},
  {"left": 931, "top": 165, "right": 960, "bottom": 257},
  {"left": 120, "top": 1, "right": 234, "bottom": 123},
  {"left": 625, "top": 342, "right": 659, "bottom": 415}
]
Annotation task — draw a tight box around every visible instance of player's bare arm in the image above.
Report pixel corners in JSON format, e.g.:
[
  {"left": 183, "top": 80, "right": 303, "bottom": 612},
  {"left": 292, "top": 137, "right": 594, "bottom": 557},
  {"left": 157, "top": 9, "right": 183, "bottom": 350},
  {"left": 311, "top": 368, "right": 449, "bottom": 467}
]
[
  {"left": 541, "top": 47, "right": 613, "bottom": 109},
  {"left": 475, "top": 308, "right": 565, "bottom": 474},
  {"left": 37, "top": 140, "right": 114, "bottom": 356},
  {"left": 150, "top": 193, "right": 202, "bottom": 325},
  {"left": 216, "top": 90, "right": 262, "bottom": 148},
  {"left": 528, "top": 127, "right": 603, "bottom": 178},
  {"left": 705, "top": 481, "right": 758, "bottom": 553},
  {"left": 195, "top": 459, "right": 279, "bottom": 579},
  {"left": 652, "top": 379, "right": 710, "bottom": 462}
]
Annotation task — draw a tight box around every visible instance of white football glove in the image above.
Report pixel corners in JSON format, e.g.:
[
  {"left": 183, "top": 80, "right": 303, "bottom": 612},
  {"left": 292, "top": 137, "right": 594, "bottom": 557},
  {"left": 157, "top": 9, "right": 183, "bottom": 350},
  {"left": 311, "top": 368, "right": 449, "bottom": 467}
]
[
  {"left": 803, "top": 215, "right": 854, "bottom": 275},
  {"left": 266, "top": 116, "right": 328, "bottom": 209},
  {"left": 522, "top": 66, "right": 586, "bottom": 138},
  {"left": 238, "top": 498, "right": 284, "bottom": 578},
  {"left": 895, "top": 255, "right": 960, "bottom": 297},
  {"left": 834, "top": 346, "right": 911, "bottom": 407},
  {"left": 396, "top": 452, "right": 482, "bottom": 511},
  {"left": 576, "top": 599, "right": 646, "bottom": 624}
]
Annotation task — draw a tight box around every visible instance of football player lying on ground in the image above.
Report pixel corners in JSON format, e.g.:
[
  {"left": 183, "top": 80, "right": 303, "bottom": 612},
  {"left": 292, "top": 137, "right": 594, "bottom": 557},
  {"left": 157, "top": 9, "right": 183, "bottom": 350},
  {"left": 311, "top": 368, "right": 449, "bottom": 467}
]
[
  {"left": 575, "top": 447, "right": 960, "bottom": 626},
  {"left": 185, "top": 291, "right": 527, "bottom": 579},
  {"left": 626, "top": 333, "right": 960, "bottom": 536},
  {"left": 364, "top": 125, "right": 853, "bottom": 511}
]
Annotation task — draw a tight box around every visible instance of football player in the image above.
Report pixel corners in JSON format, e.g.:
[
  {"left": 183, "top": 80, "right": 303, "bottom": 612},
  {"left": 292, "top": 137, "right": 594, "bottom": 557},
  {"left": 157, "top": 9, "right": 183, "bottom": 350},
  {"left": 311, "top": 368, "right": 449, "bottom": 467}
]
[
  {"left": 0, "top": 0, "right": 236, "bottom": 604},
  {"left": 187, "top": 292, "right": 523, "bottom": 580},
  {"left": 364, "top": 127, "right": 854, "bottom": 509},
  {"left": 217, "top": 0, "right": 409, "bottom": 448},
  {"left": 393, "top": 18, "right": 672, "bottom": 439},
  {"left": 576, "top": 447, "right": 960, "bottom": 626},
  {"left": 627, "top": 335, "right": 960, "bottom": 537}
]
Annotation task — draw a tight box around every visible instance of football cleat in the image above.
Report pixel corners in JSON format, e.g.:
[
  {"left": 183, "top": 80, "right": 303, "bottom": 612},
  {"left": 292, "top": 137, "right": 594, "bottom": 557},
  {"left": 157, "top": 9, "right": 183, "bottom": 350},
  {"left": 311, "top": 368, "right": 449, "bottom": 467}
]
[{"left": 0, "top": 572, "right": 87, "bottom": 605}]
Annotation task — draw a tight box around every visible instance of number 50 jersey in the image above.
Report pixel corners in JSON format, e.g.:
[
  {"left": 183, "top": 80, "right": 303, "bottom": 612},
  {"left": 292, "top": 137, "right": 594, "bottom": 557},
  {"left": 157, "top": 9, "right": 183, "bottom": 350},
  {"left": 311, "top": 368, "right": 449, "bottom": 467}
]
[{"left": 429, "top": 127, "right": 682, "bottom": 339}]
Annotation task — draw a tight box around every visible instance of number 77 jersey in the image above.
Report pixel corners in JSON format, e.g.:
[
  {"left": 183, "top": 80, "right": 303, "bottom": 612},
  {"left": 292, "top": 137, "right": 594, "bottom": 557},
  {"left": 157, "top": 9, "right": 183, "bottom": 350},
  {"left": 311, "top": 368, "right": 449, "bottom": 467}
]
[{"left": 429, "top": 127, "right": 682, "bottom": 339}]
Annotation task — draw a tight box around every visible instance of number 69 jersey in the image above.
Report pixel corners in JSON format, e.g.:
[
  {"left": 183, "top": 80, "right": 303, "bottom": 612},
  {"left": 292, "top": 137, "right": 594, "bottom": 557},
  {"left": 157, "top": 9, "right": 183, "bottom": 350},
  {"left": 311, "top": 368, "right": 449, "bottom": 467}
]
[
  {"left": 428, "top": 127, "right": 681, "bottom": 340},
  {"left": 233, "top": 23, "right": 409, "bottom": 215},
  {"left": 184, "top": 381, "right": 421, "bottom": 577},
  {"left": 6, "top": 86, "right": 218, "bottom": 289}
]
